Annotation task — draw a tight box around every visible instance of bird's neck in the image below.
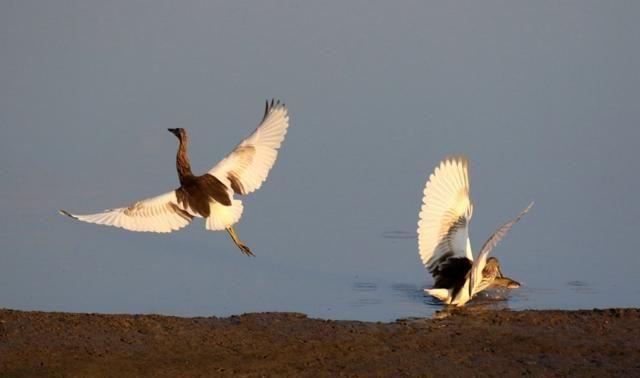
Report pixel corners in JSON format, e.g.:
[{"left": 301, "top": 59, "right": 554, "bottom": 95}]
[{"left": 175, "top": 136, "right": 194, "bottom": 184}]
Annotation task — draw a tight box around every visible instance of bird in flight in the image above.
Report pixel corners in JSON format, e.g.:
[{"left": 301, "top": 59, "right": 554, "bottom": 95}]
[
  {"left": 417, "top": 156, "right": 532, "bottom": 306},
  {"left": 60, "top": 99, "right": 290, "bottom": 256}
]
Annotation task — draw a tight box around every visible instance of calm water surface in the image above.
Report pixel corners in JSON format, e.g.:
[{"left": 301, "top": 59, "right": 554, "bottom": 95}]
[{"left": 2, "top": 2, "right": 639, "bottom": 322}]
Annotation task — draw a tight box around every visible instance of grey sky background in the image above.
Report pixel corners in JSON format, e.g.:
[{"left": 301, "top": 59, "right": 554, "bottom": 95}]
[{"left": 1, "top": 1, "right": 639, "bottom": 320}]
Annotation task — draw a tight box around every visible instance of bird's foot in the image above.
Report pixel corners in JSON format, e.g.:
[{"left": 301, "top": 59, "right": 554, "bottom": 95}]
[
  {"left": 225, "top": 226, "right": 255, "bottom": 257},
  {"left": 238, "top": 243, "right": 255, "bottom": 257}
]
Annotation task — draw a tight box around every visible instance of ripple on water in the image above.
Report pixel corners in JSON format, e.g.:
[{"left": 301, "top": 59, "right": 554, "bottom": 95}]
[
  {"left": 391, "top": 283, "right": 443, "bottom": 307},
  {"left": 381, "top": 231, "right": 417, "bottom": 240},
  {"left": 350, "top": 282, "right": 381, "bottom": 308},
  {"left": 567, "top": 281, "right": 596, "bottom": 294},
  {"left": 350, "top": 298, "right": 382, "bottom": 307},
  {"left": 352, "top": 282, "right": 378, "bottom": 291},
  {"left": 344, "top": 277, "right": 606, "bottom": 321}
]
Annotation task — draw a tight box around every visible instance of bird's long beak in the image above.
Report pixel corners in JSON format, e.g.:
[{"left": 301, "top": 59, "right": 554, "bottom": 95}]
[
  {"left": 168, "top": 128, "right": 181, "bottom": 138},
  {"left": 492, "top": 276, "right": 521, "bottom": 289}
]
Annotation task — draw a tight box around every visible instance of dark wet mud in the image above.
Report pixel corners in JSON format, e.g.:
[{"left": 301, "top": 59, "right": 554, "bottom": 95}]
[{"left": 1, "top": 308, "right": 638, "bottom": 376}]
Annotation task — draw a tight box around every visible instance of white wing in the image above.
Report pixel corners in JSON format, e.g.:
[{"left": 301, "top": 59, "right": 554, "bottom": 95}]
[
  {"left": 60, "top": 191, "right": 193, "bottom": 233},
  {"left": 417, "top": 156, "right": 474, "bottom": 276},
  {"left": 208, "top": 100, "right": 290, "bottom": 195},
  {"left": 469, "top": 202, "right": 533, "bottom": 296}
]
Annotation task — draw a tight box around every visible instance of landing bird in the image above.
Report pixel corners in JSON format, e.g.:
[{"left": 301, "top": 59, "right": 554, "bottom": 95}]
[
  {"left": 417, "top": 156, "right": 532, "bottom": 306},
  {"left": 60, "top": 100, "right": 290, "bottom": 256}
]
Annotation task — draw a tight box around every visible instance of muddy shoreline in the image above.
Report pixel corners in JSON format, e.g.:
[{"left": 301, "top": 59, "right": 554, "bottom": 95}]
[{"left": 1, "top": 308, "right": 639, "bottom": 376}]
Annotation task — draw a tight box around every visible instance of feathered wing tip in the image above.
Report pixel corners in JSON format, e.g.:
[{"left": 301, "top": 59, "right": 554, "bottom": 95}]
[
  {"left": 59, "top": 209, "right": 78, "bottom": 219},
  {"left": 417, "top": 155, "right": 474, "bottom": 272},
  {"left": 261, "top": 98, "right": 286, "bottom": 123},
  {"left": 208, "top": 99, "right": 290, "bottom": 196},
  {"left": 468, "top": 201, "right": 534, "bottom": 297},
  {"left": 59, "top": 191, "right": 193, "bottom": 233}
]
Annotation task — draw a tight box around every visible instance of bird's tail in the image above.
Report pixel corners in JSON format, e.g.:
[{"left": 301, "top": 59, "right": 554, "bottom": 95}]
[
  {"left": 205, "top": 199, "right": 244, "bottom": 231},
  {"left": 425, "top": 288, "right": 450, "bottom": 302}
]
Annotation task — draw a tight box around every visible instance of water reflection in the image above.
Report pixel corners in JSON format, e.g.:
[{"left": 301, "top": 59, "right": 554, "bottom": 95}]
[
  {"left": 390, "top": 282, "right": 519, "bottom": 317},
  {"left": 467, "top": 290, "right": 513, "bottom": 309}
]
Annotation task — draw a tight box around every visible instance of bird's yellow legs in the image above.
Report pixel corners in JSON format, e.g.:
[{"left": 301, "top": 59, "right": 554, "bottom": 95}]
[{"left": 226, "top": 226, "right": 254, "bottom": 256}]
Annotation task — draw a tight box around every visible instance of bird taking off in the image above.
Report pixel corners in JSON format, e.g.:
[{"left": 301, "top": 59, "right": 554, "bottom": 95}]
[
  {"left": 60, "top": 99, "right": 290, "bottom": 256},
  {"left": 417, "top": 156, "right": 532, "bottom": 306}
]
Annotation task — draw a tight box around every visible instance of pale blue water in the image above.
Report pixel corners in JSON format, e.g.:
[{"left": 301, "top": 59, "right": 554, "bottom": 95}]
[{"left": 1, "top": 1, "right": 639, "bottom": 322}]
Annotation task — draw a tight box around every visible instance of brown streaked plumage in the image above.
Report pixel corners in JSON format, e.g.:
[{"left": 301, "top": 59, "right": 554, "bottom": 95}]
[
  {"left": 169, "top": 127, "right": 233, "bottom": 212},
  {"left": 228, "top": 171, "right": 246, "bottom": 195},
  {"left": 482, "top": 257, "right": 520, "bottom": 289},
  {"left": 168, "top": 127, "right": 253, "bottom": 255},
  {"left": 60, "top": 100, "right": 290, "bottom": 256}
]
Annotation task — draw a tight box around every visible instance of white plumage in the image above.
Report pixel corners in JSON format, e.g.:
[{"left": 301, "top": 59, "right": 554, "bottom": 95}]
[
  {"left": 418, "top": 157, "right": 474, "bottom": 268},
  {"left": 209, "top": 104, "right": 289, "bottom": 195},
  {"left": 417, "top": 156, "right": 532, "bottom": 306},
  {"left": 205, "top": 199, "right": 244, "bottom": 231},
  {"left": 60, "top": 191, "right": 191, "bottom": 234}
]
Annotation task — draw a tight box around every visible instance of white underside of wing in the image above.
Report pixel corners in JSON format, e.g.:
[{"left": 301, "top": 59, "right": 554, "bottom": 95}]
[
  {"left": 208, "top": 101, "right": 290, "bottom": 195},
  {"left": 469, "top": 202, "right": 534, "bottom": 297},
  {"left": 61, "top": 191, "right": 192, "bottom": 233},
  {"left": 417, "top": 156, "right": 474, "bottom": 272}
]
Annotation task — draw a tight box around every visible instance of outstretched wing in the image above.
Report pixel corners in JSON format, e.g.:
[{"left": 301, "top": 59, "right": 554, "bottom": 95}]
[
  {"left": 208, "top": 99, "right": 290, "bottom": 195},
  {"left": 417, "top": 156, "right": 474, "bottom": 280},
  {"left": 60, "top": 191, "right": 193, "bottom": 233},
  {"left": 469, "top": 202, "right": 533, "bottom": 296}
]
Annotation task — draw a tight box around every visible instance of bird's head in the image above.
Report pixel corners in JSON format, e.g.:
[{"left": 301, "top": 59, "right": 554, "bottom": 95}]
[
  {"left": 168, "top": 128, "right": 186, "bottom": 140},
  {"left": 484, "top": 257, "right": 502, "bottom": 277},
  {"left": 484, "top": 257, "right": 521, "bottom": 289}
]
